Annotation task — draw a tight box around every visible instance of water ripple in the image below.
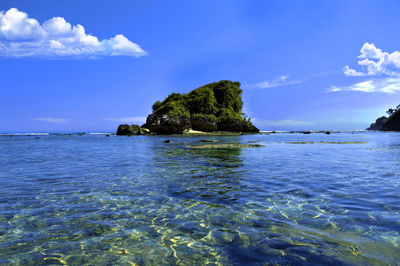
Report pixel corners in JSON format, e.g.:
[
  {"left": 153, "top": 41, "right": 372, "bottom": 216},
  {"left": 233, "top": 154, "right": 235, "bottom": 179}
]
[{"left": 0, "top": 132, "right": 400, "bottom": 264}]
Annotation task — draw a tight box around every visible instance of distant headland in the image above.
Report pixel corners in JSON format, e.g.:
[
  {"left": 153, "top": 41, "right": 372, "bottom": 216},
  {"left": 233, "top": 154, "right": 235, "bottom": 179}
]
[
  {"left": 367, "top": 105, "right": 400, "bottom": 131},
  {"left": 117, "top": 80, "right": 259, "bottom": 135}
]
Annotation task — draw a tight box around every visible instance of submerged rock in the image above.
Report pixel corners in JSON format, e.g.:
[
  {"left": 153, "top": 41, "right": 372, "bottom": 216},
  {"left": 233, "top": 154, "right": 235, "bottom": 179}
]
[
  {"left": 186, "top": 143, "right": 265, "bottom": 149},
  {"left": 287, "top": 141, "right": 367, "bottom": 144},
  {"left": 142, "top": 80, "right": 259, "bottom": 134},
  {"left": 287, "top": 141, "right": 314, "bottom": 144},
  {"left": 319, "top": 141, "right": 367, "bottom": 144},
  {"left": 199, "top": 139, "right": 218, "bottom": 143}
]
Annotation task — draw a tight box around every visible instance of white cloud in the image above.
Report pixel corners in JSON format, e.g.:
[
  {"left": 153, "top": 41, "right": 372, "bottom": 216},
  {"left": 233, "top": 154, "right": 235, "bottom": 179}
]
[
  {"left": 350, "top": 80, "right": 375, "bottom": 92},
  {"left": 103, "top": 116, "right": 147, "bottom": 124},
  {"left": 344, "top": 42, "right": 400, "bottom": 76},
  {"left": 0, "top": 8, "right": 147, "bottom": 57},
  {"left": 34, "top": 117, "right": 71, "bottom": 123},
  {"left": 343, "top": 65, "right": 365, "bottom": 77},
  {"left": 253, "top": 118, "right": 315, "bottom": 127},
  {"left": 330, "top": 86, "right": 342, "bottom": 92},
  {"left": 249, "top": 75, "right": 302, "bottom": 90},
  {"left": 330, "top": 78, "right": 400, "bottom": 94}
]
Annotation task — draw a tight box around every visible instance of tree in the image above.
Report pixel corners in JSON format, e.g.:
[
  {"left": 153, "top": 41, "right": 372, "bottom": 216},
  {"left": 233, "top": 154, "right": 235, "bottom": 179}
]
[{"left": 387, "top": 108, "right": 395, "bottom": 116}]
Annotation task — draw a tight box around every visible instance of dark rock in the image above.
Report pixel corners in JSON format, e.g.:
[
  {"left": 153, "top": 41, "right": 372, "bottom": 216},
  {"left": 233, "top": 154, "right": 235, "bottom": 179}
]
[
  {"left": 144, "top": 114, "right": 191, "bottom": 134},
  {"left": 105, "top": 134, "right": 110, "bottom": 137},
  {"left": 164, "top": 139, "right": 172, "bottom": 143},
  {"left": 302, "top": 131, "right": 311, "bottom": 134},
  {"left": 217, "top": 118, "right": 259, "bottom": 133},
  {"left": 67, "top": 255, "right": 90, "bottom": 265},
  {"left": 186, "top": 143, "right": 265, "bottom": 149},
  {"left": 325, "top": 131, "right": 331, "bottom": 135},
  {"left": 247, "top": 140, "right": 261, "bottom": 143},
  {"left": 199, "top": 139, "right": 218, "bottom": 142},
  {"left": 116, "top": 124, "right": 150, "bottom": 136},
  {"left": 191, "top": 114, "right": 217, "bottom": 132},
  {"left": 367, "top": 116, "right": 388, "bottom": 130}
]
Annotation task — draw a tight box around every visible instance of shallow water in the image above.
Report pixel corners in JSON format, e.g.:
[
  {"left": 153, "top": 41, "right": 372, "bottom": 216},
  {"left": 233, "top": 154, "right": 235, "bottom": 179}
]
[{"left": 0, "top": 132, "right": 399, "bottom": 265}]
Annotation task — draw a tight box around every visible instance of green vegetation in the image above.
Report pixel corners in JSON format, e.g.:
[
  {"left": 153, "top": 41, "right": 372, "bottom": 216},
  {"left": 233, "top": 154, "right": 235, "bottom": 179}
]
[
  {"left": 145, "top": 80, "right": 259, "bottom": 133},
  {"left": 367, "top": 104, "right": 400, "bottom": 131},
  {"left": 382, "top": 105, "right": 400, "bottom": 131},
  {"left": 386, "top": 104, "right": 400, "bottom": 116},
  {"left": 152, "top": 93, "right": 190, "bottom": 117},
  {"left": 151, "top": 81, "right": 243, "bottom": 118}
]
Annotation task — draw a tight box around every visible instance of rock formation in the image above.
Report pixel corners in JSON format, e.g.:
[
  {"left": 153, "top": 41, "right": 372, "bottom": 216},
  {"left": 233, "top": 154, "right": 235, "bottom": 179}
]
[
  {"left": 366, "top": 116, "right": 388, "bottom": 131},
  {"left": 116, "top": 124, "right": 149, "bottom": 135},
  {"left": 141, "top": 80, "right": 259, "bottom": 134}
]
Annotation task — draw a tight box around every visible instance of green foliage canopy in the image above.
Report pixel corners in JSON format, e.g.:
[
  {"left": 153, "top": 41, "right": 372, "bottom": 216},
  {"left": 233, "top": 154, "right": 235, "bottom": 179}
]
[{"left": 151, "top": 80, "right": 244, "bottom": 121}]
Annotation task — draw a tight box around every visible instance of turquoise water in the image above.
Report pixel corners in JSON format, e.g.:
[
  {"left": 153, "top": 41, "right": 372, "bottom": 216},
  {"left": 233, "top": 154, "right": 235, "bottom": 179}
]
[{"left": 0, "top": 132, "right": 399, "bottom": 265}]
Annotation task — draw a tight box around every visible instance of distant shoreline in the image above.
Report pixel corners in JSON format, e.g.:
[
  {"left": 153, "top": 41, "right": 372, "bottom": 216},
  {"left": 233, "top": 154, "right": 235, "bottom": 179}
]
[{"left": 0, "top": 130, "right": 387, "bottom": 136}]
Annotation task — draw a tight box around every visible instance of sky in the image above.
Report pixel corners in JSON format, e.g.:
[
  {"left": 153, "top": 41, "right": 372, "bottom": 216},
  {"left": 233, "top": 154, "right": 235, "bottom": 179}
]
[{"left": 1, "top": 0, "right": 400, "bottom": 132}]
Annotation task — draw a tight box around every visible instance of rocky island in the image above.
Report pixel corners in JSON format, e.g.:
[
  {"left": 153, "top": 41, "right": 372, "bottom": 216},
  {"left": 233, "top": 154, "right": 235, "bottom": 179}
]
[{"left": 117, "top": 80, "right": 259, "bottom": 135}]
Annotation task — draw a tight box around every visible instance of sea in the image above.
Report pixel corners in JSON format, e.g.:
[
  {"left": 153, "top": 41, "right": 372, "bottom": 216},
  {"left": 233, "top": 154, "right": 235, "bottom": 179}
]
[{"left": 0, "top": 131, "right": 399, "bottom": 265}]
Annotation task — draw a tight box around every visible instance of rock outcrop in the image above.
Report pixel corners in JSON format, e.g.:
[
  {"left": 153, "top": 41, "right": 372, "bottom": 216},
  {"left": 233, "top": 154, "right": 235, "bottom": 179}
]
[
  {"left": 142, "top": 80, "right": 259, "bottom": 134},
  {"left": 116, "top": 124, "right": 150, "bottom": 135},
  {"left": 366, "top": 116, "right": 388, "bottom": 130},
  {"left": 144, "top": 114, "right": 191, "bottom": 135}
]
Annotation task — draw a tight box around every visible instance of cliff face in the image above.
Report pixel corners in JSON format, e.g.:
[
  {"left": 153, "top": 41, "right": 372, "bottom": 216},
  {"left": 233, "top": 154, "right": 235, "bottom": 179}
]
[
  {"left": 142, "top": 80, "right": 259, "bottom": 134},
  {"left": 366, "top": 116, "right": 387, "bottom": 130},
  {"left": 382, "top": 109, "right": 400, "bottom": 131}
]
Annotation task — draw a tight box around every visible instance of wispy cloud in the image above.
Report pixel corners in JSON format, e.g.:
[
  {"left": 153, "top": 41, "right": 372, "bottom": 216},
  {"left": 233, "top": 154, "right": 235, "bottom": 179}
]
[
  {"left": 247, "top": 75, "right": 302, "bottom": 90},
  {"left": 0, "top": 8, "right": 147, "bottom": 58},
  {"left": 344, "top": 42, "right": 400, "bottom": 77},
  {"left": 253, "top": 118, "right": 314, "bottom": 127},
  {"left": 330, "top": 78, "right": 400, "bottom": 94},
  {"left": 103, "top": 116, "right": 147, "bottom": 124},
  {"left": 34, "top": 117, "right": 71, "bottom": 123}
]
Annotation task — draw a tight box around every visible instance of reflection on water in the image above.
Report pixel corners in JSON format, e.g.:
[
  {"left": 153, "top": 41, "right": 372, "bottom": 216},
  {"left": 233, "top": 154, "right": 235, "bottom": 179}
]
[{"left": 0, "top": 132, "right": 400, "bottom": 264}]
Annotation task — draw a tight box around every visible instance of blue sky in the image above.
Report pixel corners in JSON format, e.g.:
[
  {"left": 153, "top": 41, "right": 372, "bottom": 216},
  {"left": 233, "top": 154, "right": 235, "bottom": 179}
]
[{"left": 1, "top": 0, "right": 400, "bottom": 132}]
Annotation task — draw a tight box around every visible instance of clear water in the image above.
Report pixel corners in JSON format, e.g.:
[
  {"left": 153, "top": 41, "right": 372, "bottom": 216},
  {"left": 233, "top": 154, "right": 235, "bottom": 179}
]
[{"left": 0, "top": 132, "right": 399, "bottom": 265}]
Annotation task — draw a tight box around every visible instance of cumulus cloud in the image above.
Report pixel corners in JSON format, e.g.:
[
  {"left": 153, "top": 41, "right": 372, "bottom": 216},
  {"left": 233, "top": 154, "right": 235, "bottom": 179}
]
[
  {"left": 248, "top": 75, "right": 302, "bottom": 90},
  {"left": 343, "top": 65, "right": 365, "bottom": 77},
  {"left": 34, "top": 117, "right": 71, "bottom": 123},
  {"left": 0, "top": 8, "right": 146, "bottom": 57},
  {"left": 344, "top": 42, "right": 400, "bottom": 76},
  {"left": 330, "top": 78, "right": 400, "bottom": 94},
  {"left": 103, "top": 116, "right": 147, "bottom": 124}
]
